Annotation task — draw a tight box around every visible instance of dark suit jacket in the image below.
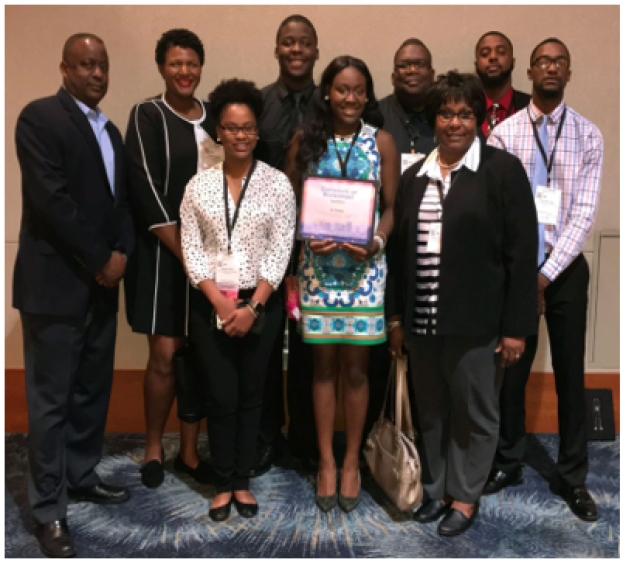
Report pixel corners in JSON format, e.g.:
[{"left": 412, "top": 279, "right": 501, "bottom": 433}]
[
  {"left": 13, "top": 88, "right": 134, "bottom": 317},
  {"left": 511, "top": 89, "right": 531, "bottom": 113},
  {"left": 386, "top": 142, "right": 538, "bottom": 338}
]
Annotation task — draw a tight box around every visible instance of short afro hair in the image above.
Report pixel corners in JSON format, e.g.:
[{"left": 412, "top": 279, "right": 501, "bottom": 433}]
[
  {"left": 475, "top": 31, "right": 514, "bottom": 56},
  {"left": 393, "top": 38, "right": 432, "bottom": 66},
  {"left": 529, "top": 37, "right": 571, "bottom": 67},
  {"left": 276, "top": 14, "right": 318, "bottom": 44},
  {"left": 155, "top": 28, "right": 204, "bottom": 66},
  {"left": 424, "top": 70, "right": 486, "bottom": 129},
  {"left": 208, "top": 78, "right": 264, "bottom": 123}
]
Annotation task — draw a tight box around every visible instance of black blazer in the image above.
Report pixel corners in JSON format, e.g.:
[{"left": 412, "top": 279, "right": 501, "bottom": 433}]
[
  {"left": 13, "top": 88, "right": 134, "bottom": 317},
  {"left": 386, "top": 142, "right": 538, "bottom": 338},
  {"left": 511, "top": 89, "right": 531, "bottom": 113}
]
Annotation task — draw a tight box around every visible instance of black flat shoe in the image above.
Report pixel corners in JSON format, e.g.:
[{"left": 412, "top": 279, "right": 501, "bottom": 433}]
[
  {"left": 209, "top": 498, "right": 233, "bottom": 522},
  {"left": 413, "top": 499, "right": 449, "bottom": 523},
  {"left": 482, "top": 467, "right": 523, "bottom": 495},
  {"left": 140, "top": 447, "right": 165, "bottom": 488},
  {"left": 174, "top": 454, "right": 214, "bottom": 485},
  {"left": 35, "top": 519, "right": 75, "bottom": 558},
  {"left": 438, "top": 502, "right": 479, "bottom": 536},
  {"left": 554, "top": 482, "right": 598, "bottom": 522},
  {"left": 67, "top": 483, "right": 130, "bottom": 504},
  {"left": 233, "top": 497, "right": 259, "bottom": 518}
]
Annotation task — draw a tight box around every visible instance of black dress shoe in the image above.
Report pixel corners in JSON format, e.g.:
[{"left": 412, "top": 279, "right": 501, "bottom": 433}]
[
  {"left": 413, "top": 499, "right": 449, "bottom": 523},
  {"left": 140, "top": 447, "right": 165, "bottom": 488},
  {"left": 554, "top": 482, "right": 598, "bottom": 522},
  {"left": 35, "top": 519, "right": 76, "bottom": 558},
  {"left": 249, "top": 444, "right": 276, "bottom": 478},
  {"left": 209, "top": 498, "right": 233, "bottom": 522},
  {"left": 68, "top": 483, "right": 130, "bottom": 504},
  {"left": 174, "top": 454, "right": 214, "bottom": 485},
  {"left": 438, "top": 502, "right": 479, "bottom": 536},
  {"left": 482, "top": 467, "right": 523, "bottom": 495},
  {"left": 233, "top": 497, "right": 259, "bottom": 518}
]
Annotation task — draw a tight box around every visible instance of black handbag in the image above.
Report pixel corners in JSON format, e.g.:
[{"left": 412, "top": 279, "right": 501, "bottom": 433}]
[{"left": 173, "top": 337, "right": 206, "bottom": 423}]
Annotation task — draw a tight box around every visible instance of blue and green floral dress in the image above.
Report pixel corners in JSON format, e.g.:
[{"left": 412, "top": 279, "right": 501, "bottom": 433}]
[{"left": 298, "top": 122, "right": 386, "bottom": 345}]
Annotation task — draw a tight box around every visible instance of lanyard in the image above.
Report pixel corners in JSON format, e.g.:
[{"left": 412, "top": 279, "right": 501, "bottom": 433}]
[
  {"left": 223, "top": 159, "right": 257, "bottom": 254},
  {"left": 530, "top": 108, "right": 567, "bottom": 186},
  {"left": 331, "top": 121, "right": 361, "bottom": 178}
]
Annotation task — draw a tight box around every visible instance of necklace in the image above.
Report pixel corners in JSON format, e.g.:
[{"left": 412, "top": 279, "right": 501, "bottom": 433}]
[{"left": 436, "top": 153, "right": 462, "bottom": 170}]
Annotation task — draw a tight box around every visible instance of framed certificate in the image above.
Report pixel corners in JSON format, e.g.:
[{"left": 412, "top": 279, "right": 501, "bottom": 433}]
[{"left": 298, "top": 176, "right": 378, "bottom": 245}]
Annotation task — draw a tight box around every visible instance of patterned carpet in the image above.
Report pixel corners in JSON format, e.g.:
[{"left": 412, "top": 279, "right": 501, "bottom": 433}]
[{"left": 5, "top": 433, "right": 619, "bottom": 558}]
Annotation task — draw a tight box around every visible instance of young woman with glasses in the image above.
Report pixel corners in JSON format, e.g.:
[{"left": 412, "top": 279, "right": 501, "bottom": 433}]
[{"left": 180, "top": 78, "right": 296, "bottom": 521}]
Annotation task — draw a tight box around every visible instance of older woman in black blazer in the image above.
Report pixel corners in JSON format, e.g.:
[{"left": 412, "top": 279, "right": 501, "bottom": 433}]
[{"left": 386, "top": 71, "right": 538, "bottom": 536}]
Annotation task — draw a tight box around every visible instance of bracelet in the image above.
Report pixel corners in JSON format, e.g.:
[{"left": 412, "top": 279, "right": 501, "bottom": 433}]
[
  {"left": 245, "top": 304, "right": 259, "bottom": 319},
  {"left": 373, "top": 234, "right": 386, "bottom": 254},
  {"left": 387, "top": 320, "right": 402, "bottom": 332}
]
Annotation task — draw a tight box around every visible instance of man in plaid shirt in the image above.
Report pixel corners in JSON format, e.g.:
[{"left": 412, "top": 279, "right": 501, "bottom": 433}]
[{"left": 484, "top": 37, "right": 603, "bottom": 522}]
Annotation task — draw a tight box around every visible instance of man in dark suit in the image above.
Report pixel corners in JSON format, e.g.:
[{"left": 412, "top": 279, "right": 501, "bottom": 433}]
[
  {"left": 474, "top": 31, "right": 531, "bottom": 138},
  {"left": 13, "top": 33, "right": 134, "bottom": 558}
]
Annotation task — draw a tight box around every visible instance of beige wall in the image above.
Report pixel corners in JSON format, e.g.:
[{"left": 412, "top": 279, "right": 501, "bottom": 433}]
[{"left": 5, "top": 5, "right": 620, "bottom": 369}]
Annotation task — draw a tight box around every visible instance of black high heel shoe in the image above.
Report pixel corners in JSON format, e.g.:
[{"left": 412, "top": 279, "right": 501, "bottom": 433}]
[
  {"left": 233, "top": 496, "right": 259, "bottom": 518},
  {"left": 209, "top": 497, "right": 233, "bottom": 521},
  {"left": 315, "top": 470, "right": 337, "bottom": 512},
  {"left": 338, "top": 470, "right": 361, "bottom": 513}
]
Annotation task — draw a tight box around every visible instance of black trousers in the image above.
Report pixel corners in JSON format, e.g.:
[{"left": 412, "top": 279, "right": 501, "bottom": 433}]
[
  {"left": 259, "top": 294, "right": 286, "bottom": 447},
  {"left": 494, "top": 254, "right": 590, "bottom": 487},
  {"left": 284, "top": 318, "right": 318, "bottom": 459},
  {"left": 190, "top": 290, "right": 283, "bottom": 493},
  {"left": 21, "top": 299, "right": 117, "bottom": 524}
]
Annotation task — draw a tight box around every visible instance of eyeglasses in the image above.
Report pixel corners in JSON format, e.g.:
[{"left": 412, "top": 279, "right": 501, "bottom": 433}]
[
  {"left": 218, "top": 124, "right": 258, "bottom": 136},
  {"left": 394, "top": 59, "right": 431, "bottom": 71},
  {"left": 531, "top": 56, "right": 570, "bottom": 71},
  {"left": 436, "top": 110, "right": 476, "bottom": 124}
]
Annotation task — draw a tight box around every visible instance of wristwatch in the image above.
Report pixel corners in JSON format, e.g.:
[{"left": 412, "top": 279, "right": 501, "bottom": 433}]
[{"left": 248, "top": 299, "right": 265, "bottom": 316}]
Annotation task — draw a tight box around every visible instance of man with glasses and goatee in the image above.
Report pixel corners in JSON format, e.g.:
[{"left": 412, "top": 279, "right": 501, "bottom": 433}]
[{"left": 486, "top": 38, "right": 603, "bottom": 523}]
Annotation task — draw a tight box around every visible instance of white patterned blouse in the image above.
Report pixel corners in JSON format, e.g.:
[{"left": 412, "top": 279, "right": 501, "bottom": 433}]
[{"left": 180, "top": 159, "right": 296, "bottom": 291}]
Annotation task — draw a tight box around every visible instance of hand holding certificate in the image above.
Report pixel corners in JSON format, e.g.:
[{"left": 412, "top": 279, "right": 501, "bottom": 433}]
[{"left": 298, "top": 176, "right": 378, "bottom": 246}]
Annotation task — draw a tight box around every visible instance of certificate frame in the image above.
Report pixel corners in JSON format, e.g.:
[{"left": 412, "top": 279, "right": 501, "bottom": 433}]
[{"left": 298, "top": 175, "right": 378, "bottom": 246}]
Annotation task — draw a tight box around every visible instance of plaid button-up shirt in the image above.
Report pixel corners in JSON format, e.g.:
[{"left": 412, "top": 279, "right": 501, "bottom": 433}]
[{"left": 488, "top": 100, "right": 603, "bottom": 281}]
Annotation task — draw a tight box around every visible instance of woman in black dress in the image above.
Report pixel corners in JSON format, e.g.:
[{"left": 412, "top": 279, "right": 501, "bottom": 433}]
[{"left": 125, "top": 29, "right": 223, "bottom": 488}]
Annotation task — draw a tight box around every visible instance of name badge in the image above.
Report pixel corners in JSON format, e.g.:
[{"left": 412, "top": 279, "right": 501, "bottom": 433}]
[
  {"left": 401, "top": 153, "right": 426, "bottom": 174},
  {"left": 534, "top": 185, "right": 561, "bottom": 225},
  {"left": 426, "top": 222, "right": 442, "bottom": 253},
  {"left": 215, "top": 252, "right": 240, "bottom": 299}
]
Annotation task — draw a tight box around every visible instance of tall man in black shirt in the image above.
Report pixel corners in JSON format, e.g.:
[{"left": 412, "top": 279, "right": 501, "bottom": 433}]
[
  {"left": 252, "top": 14, "right": 320, "bottom": 476},
  {"left": 379, "top": 38, "right": 437, "bottom": 174}
]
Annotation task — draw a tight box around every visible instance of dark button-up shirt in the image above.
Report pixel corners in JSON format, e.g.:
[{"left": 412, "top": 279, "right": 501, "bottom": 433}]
[
  {"left": 258, "top": 78, "right": 318, "bottom": 171},
  {"left": 379, "top": 93, "right": 436, "bottom": 156}
]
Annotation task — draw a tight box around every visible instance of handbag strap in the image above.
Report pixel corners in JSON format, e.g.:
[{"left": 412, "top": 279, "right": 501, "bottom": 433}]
[
  {"left": 377, "top": 358, "right": 395, "bottom": 425},
  {"left": 396, "top": 357, "right": 416, "bottom": 440}
]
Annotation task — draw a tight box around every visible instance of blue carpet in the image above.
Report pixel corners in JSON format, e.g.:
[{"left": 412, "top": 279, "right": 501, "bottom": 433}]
[{"left": 5, "top": 433, "right": 619, "bottom": 557}]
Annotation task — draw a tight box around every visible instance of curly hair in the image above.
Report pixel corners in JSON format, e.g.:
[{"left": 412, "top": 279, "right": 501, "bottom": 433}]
[
  {"left": 207, "top": 78, "right": 264, "bottom": 123},
  {"left": 155, "top": 28, "right": 204, "bottom": 66},
  {"left": 424, "top": 70, "right": 486, "bottom": 129},
  {"left": 295, "top": 55, "right": 384, "bottom": 174}
]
